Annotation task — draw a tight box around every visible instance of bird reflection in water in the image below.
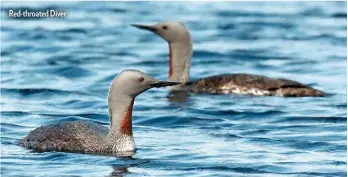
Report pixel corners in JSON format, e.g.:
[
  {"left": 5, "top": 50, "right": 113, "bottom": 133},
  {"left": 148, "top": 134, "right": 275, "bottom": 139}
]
[{"left": 109, "top": 157, "right": 150, "bottom": 177}]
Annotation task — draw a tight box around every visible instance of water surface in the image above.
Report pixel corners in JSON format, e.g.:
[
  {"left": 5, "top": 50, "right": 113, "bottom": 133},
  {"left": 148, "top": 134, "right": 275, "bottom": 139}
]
[{"left": 1, "top": 1, "right": 347, "bottom": 177}]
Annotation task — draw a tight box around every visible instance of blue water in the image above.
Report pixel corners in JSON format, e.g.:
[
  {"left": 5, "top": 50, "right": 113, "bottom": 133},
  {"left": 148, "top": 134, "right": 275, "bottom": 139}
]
[{"left": 1, "top": 1, "right": 347, "bottom": 177}]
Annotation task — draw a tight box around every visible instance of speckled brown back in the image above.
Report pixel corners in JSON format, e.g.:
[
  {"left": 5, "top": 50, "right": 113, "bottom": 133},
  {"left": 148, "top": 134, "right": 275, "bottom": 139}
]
[{"left": 186, "top": 73, "right": 325, "bottom": 97}]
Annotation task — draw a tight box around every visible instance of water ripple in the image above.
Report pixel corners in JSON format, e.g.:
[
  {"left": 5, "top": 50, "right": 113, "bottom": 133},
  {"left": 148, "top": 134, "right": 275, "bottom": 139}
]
[{"left": 1, "top": 1, "right": 346, "bottom": 177}]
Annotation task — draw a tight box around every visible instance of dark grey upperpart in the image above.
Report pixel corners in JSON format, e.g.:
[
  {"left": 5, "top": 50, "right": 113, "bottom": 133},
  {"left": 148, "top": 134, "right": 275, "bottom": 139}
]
[
  {"left": 19, "top": 121, "right": 107, "bottom": 153},
  {"left": 18, "top": 120, "right": 134, "bottom": 157},
  {"left": 184, "top": 73, "right": 326, "bottom": 97}
]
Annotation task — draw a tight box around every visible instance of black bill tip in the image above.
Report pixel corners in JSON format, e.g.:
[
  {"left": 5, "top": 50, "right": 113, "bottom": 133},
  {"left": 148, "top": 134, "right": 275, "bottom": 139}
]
[
  {"left": 150, "top": 81, "right": 181, "bottom": 88},
  {"left": 131, "top": 24, "right": 157, "bottom": 32}
]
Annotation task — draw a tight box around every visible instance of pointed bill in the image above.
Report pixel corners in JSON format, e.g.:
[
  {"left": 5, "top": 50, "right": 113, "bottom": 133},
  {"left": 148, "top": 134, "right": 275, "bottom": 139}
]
[
  {"left": 131, "top": 24, "right": 157, "bottom": 32},
  {"left": 150, "top": 81, "right": 181, "bottom": 88}
]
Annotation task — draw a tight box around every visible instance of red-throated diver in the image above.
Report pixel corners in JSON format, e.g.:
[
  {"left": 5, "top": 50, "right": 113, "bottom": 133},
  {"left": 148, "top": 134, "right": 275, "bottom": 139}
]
[
  {"left": 18, "top": 70, "right": 180, "bottom": 156},
  {"left": 131, "top": 21, "right": 325, "bottom": 97}
]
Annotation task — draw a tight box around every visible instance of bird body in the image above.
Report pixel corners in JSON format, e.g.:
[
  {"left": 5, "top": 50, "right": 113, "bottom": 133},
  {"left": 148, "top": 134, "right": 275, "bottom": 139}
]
[
  {"left": 132, "top": 21, "right": 325, "bottom": 97},
  {"left": 19, "top": 70, "right": 180, "bottom": 156},
  {"left": 185, "top": 73, "right": 325, "bottom": 97}
]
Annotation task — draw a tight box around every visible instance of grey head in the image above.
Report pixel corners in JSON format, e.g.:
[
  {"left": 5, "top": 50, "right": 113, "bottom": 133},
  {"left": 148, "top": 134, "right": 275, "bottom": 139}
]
[
  {"left": 131, "top": 21, "right": 191, "bottom": 43},
  {"left": 109, "top": 69, "right": 181, "bottom": 98},
  {"left": 131, "top": 22, "right": 193, "bottom": 86}
]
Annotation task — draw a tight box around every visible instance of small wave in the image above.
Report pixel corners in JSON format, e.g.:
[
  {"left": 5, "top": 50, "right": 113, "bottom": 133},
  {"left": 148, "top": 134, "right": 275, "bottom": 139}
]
[
  {"left": 1, "top": 111, "right": 31, "bottom": 117},
  {"left": 1, "top": 88, "right": 88, "bottom": 96},
  {"left": 1, "top": 123, "right": 27, "bottom": 129},
  {"left": 169, "top": 165, "right": 271, "bottom": 174},
  {"left": 56, "top": 66, "right": 94, "bottom": 78},
  {"left": 193, "top": 50, "right": 226, "bottom": 59},
  {"left": 216, "top": 11, "right": 294, "bottom": 18},
  {"left": 135, "top": 115, "right": 225, "bottom": 128},
  {"left": 331, "top": 12, "right": 347, "bottom": 18},
  {"left": 106, "top": 8, "right": 127, "bottom": 13},
  {"left": 55, "top": 28, "right": 88, "bottom": 34},
  {"left": 209, "top": 132, "right": 242, "bottom": 139},
  {"left": 272, "top": 116, "right": 347, "bottom": 124}
]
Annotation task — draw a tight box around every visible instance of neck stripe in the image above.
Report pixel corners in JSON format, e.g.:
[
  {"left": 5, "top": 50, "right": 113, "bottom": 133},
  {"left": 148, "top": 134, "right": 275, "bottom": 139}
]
[
  {"left": 169, "top": 43, "right": 173, "bottom": 78},
  {"left": 120, "top": 99, "right": 134, "bottom": 136}
]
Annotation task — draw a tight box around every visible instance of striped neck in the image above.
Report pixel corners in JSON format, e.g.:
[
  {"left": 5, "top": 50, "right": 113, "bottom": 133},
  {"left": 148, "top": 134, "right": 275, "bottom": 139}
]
[
  {"left": 168, "top": 40, "right": 192, "bottom": 84},
  {"left": 119, "top": 99, "right": 134, "bottom": 136},
  {"left": 108, "top": 97, "right": 134, "bottom": 136},
  {"left": 104, "top": 95, "right": 135, "bottom": 152}
]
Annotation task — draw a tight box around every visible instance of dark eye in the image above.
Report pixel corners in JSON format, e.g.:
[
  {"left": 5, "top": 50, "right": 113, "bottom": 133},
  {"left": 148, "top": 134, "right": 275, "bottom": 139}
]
[
  {"left": 162, "top": 25, "right": 168, "bottom": 30},
  {"left": 138, "top": 77, "right": 144, "bottom": 82}
]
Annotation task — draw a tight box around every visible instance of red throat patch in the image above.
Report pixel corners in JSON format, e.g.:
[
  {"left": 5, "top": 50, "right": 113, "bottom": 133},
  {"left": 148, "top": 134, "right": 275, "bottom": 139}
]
[
  {"left": 169, "top": 43, "right": 173, "bottom": 78},
  {"left": 120, "top": 99, "right": 134, "bottom": 136}
]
